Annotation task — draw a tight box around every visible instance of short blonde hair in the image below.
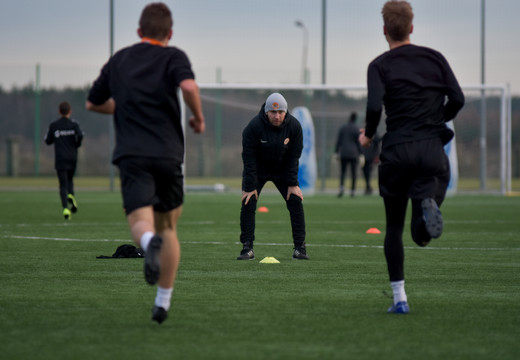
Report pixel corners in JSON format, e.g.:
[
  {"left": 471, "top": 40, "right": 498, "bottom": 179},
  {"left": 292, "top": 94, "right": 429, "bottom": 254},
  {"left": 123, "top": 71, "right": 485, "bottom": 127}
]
[{"left": 382, "top": 1, "right": 414, "bottom": 41}]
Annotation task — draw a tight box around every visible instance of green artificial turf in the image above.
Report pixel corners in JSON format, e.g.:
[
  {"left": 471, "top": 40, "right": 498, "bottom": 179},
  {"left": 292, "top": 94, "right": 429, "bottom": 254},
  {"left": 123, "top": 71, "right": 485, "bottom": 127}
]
[{"left": 0, "top": 191, "right": 519, "bottom": 360}]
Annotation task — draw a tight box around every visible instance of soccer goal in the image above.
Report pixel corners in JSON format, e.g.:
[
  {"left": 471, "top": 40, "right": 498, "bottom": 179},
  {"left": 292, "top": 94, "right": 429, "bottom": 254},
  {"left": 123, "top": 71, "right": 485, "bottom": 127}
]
[{"left": 182, "top": 83, "right": 512, "bottom": 195}]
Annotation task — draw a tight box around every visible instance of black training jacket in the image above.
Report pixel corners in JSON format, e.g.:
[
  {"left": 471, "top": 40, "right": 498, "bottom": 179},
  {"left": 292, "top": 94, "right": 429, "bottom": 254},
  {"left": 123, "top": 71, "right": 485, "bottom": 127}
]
[
  {"left": 241, "top": 104, "right": 303, "bottom": 192},
  {"left": 365, "top": 44, "right": 465, "bottom": 150},
  {"left": 44, "top": 117, "right": 83, "bottom": 170},
  {"left": 335, "top": 121, "right": 361, "bottom": 160}
]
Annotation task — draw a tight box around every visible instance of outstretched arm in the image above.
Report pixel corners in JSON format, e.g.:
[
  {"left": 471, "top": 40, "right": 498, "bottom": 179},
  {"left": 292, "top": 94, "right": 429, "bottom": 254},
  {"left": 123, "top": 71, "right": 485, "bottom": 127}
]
[{"left": 180, "top": 79, "right": 205, "bottom": 134}]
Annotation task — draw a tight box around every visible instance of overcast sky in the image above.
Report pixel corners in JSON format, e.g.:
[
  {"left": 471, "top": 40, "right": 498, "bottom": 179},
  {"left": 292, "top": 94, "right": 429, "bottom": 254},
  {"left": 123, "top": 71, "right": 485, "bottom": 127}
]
[{"left": 0, "top": 0, "right": 518, "bottom": 95}]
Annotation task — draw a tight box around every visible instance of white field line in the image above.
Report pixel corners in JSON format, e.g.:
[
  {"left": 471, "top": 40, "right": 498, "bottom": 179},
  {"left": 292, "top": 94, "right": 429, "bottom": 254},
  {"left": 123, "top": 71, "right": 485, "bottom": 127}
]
[
  {"left": 4, "top": 235, "right": 520, "bottom": 252},
  {"left": 0, "top": 219, "right": 516, "bottom": 228}
]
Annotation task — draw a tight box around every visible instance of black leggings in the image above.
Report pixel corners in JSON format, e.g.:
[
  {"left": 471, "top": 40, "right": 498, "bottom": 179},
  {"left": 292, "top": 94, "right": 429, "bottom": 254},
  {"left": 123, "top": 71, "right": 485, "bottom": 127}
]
[
  {"left": 339, "top": 158, "right": 357, "bottom": 191},
  {"left": 380, "top": 139, "right": 449, "bottom": 281},
  {"left": 383, "top": 197, "right": 433, "bottom": 281},
  {"left": 362, "top": 160, "right": 374, "bottom": 190}
]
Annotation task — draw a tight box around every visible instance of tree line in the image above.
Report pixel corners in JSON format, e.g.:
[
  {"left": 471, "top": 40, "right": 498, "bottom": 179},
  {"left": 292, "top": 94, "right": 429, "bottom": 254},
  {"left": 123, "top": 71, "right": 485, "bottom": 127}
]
[{"left": 0, "top": 85, "right": 517, "bottom": 178}]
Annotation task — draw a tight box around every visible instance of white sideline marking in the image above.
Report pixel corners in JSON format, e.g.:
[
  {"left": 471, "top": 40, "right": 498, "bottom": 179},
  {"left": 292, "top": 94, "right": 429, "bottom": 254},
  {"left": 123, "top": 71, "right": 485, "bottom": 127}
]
[
  {"left": 1, "top": 219, "right": 515, "bottom": 228},
  {"left": 8, "top": 235, "right": 126, "bottom": 242},
  {"left": 4, "top": 235, "right": 520, "bottom": 251}
]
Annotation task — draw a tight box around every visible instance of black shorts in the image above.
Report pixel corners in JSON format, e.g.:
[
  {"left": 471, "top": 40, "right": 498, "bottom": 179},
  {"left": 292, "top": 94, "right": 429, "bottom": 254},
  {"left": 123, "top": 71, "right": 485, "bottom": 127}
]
[
  {"left": 378, "top": 138, "right": 450, "bottom": 200},
  {"left": 117, "top": 157, "right": 184, "bottom": 215}
]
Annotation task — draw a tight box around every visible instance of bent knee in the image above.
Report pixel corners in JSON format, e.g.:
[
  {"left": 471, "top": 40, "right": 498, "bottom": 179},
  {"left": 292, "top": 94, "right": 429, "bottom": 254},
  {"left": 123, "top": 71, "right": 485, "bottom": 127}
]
[
  {"left": 242, "top": 197, "right": 257, "bottom": 210},
  {"left": 286, "top": 194, "right": 303, "bottom": 204}
]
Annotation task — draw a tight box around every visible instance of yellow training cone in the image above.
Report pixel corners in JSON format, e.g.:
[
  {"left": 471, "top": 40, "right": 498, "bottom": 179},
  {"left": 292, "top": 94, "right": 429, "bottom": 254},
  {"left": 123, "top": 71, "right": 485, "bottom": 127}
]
[{"left": 260, "top": 257, "right": 280, "bottom": 264}]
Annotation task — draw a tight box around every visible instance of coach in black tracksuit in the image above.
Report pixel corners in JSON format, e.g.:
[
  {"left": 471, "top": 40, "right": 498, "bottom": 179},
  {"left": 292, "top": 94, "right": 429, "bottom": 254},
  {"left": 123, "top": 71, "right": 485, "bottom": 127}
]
[
  {"left": 359, "top": 1, "right": 465, "bottom": 314},
  {"left": 237, "top": 92, "right": 309, "bottom": 260},
  {"left": 44, "top": 101, "right": 83, "bottom": 219}
]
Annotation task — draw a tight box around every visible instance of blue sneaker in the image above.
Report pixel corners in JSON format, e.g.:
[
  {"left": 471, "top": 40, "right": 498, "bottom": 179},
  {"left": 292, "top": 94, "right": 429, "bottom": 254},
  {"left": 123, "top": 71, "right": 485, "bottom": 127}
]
[
  {"left": 421, "top": 198, "right": 443, "bottom": 238},
  {"left": 387, "top": 301, "right": 410, "bottom": 314}
]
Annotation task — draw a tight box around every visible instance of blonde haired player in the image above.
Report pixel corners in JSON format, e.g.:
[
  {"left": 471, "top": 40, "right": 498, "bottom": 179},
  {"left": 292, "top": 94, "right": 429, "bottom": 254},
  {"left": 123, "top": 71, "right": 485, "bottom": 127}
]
[{"left": 359, "top": 1, "right": 464, "bottom": 314}]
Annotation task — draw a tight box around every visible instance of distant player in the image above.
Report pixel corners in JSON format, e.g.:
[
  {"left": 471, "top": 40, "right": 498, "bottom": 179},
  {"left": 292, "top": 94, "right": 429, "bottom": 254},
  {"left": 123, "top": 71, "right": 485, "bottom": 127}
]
[
  {"left": 86, "top": 2, "right": 205, "bottom": 324},
  {"left": 238, "top": 93, "right": 309, "bottom": 260},
  {"left": 361, "top": 133, "right": 381, "bottom": 195},
  {"left": 44, "top": 101, "right": 83, "bottom": 220},
  {"left": 359, "top": 1, "right": 465, "bottom": 313},
  {"left": 335, "top": 112, "right": 362, "bottom": 198}
]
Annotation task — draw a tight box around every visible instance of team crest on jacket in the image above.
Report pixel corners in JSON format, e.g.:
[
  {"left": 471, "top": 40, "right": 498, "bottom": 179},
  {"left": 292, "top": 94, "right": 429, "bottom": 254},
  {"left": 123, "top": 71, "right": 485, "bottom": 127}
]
[{"left": 284, "top": 138, "right": 290, "bottom": 145}]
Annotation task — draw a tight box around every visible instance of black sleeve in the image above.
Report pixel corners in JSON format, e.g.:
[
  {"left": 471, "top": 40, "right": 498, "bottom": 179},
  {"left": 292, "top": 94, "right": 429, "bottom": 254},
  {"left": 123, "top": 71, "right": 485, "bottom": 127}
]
[
  {"left": 241, "top": 122, "right": 259, "bottom": 192},
  {"left": 284, "top": 119, "right": 303, "bottom": 186},
  {"left": 355, "top": 127, "right": 362, "bottom": 154},
  {"left": 168, "top": 49, "right": 195, "bottom": 86},
  {"left": 365, "top": 61, "right": 384, "bottom": 139},
  {"left": 87, "top": 61, "right": 112, "bottom": 105},
  {"left": 75, "top": 123, "right": 84, "bottom": 148},
  {"left": 442, "top": 59, "right": 465, "bottom": 121},
  {"left": 44, "top": 125, "right": 54, "bottom": 145},
  {"left": 335, "top": 127, "right": 342, "bottom": 153}
]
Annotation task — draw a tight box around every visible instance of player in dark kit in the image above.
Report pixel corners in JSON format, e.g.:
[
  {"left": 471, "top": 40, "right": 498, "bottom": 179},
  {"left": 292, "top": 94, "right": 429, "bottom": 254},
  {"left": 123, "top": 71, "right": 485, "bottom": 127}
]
[
  {"left": 86, "top": 2, "right": 205, "bottom": 324},
  {"left": 238, "top": 92, "right": 309, "bottom": 261},
  {"left": 44, "top": 101, "right": 83, "bottom": 220},
  {"left": 335, "top": 112, "right": 362, "bottom": 198},
  {"left": 359, "top": 1, "right": 465, "bottom": 314}
]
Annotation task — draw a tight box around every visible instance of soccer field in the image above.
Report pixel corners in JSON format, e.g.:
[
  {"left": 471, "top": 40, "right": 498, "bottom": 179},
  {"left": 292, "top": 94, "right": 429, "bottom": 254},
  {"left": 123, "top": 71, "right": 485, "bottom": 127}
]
[{"left": 1, "top": 190, "right": 519, "bottom": 360}]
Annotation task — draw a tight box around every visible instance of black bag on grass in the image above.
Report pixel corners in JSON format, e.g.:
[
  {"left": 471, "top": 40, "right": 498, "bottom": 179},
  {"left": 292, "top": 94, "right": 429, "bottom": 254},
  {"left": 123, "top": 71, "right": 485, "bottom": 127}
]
[{"left": 97, "top": 244, "right": 144, "bottom": 259}]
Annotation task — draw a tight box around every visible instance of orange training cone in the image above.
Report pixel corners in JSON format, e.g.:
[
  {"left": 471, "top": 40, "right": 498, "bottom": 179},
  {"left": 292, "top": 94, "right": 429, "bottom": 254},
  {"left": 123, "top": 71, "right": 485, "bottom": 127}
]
[
  {"left": 366, "top": 227, "right": 381, "bottom": 234},
  {"left": 258, "top": 206, "right": 269, "bottom": 213}
]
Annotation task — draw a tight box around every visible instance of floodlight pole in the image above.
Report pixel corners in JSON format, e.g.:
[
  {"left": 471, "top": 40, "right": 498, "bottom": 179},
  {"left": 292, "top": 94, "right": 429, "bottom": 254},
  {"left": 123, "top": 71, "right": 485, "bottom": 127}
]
[
  {"left": 295, "top": 20, "right": 309, "bottom": 84},
  {"left": 319, "top": 0, "right": 327, "bottom": 191},
  {"left": 215, "top": 67, "right": 223, "bottom": 177},
  {"left": 108, "top": 0, "right": 115, "bottom": 191},
  {"left": 34, "top": 63, "right": 41, "bottom": 177},
  {"left": 479, "top": 0, "right": 487, "bottom": 190},
  {"left": 321, "top": 0, "right": 326, "bottom": 85}
]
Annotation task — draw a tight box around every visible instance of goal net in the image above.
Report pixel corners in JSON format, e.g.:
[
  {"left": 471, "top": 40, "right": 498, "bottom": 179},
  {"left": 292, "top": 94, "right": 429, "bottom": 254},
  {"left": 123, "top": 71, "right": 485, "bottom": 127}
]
[{"left": 184, "top": 83, "right": 512, "bottom": 195}]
